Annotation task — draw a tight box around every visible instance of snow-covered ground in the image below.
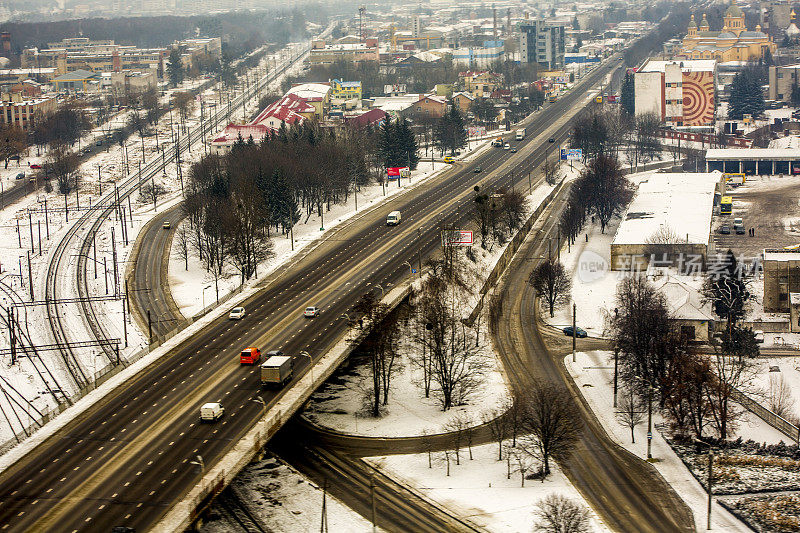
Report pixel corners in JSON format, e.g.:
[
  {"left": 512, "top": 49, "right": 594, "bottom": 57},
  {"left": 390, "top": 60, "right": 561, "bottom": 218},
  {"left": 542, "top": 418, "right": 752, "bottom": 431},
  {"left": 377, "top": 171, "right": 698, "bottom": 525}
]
[
  {"left": 750, "top": 356, "right": 800, "bottom": 423},
  {"left": 566, "top": 350, "right": 776, "bottom": 533},
  {"left": 200, "top": 453, "right": 375, "bottom": 533},
  {"left": 366, "top": 442, "right": 607, "bottom": 532}
]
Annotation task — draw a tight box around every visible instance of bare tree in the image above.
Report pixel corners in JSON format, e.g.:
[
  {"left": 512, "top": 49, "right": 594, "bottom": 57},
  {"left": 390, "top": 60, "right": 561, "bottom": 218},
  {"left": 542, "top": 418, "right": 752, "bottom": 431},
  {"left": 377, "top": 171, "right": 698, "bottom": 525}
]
[
  {"left": 543, "top": 157, "right": 562, "bottom": 186},
  {"left": 634, "top": 111, "right": 663, "bottom": 165},
  {"left": 577, "top": 155, "right": 633, "bottom": 233},
  {"left": 520, "top": 383, "right": 581, "bottom": 478},
  {"left": 615, "top": 386, "right": 646, "bottom": 443},
  {"left": 482, "top": 407, "right": 509, "bottom": 460},
  {"left": 501, "top": 188, "right": 528, "bottom": 235},
  {"left": 174, "top": 224, "right": 191, "bottom": 271},
  {"left": 528, "top": 259, "right": 572, "bottom": 318},
  {"left": 767, "top": 373, "right": 796, "bottom": 420},
  {"left": 443, "top": 415, "right": 465, "bottom": 465},
  {"left": 643, "top": 224, "right": 682, "bottom": 264},
  {"left": 509, "top": 448, "right": 535, "bottom": 487},
  {"left": 46, "top": 141, "right": 79, "bottom": 194},
  {"left": 533, "top": 494, "right": 591, "bottom": 533}
]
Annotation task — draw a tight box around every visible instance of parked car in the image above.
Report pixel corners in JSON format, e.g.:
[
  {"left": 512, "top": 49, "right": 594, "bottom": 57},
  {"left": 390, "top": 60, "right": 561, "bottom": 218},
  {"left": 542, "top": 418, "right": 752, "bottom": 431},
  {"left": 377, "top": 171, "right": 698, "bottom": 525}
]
[
  {"left": 228, "top": 306, "right": 246, "bottom": 320},
  {"left": 15, "top": 172, "right": 24, "bottom": 180},
  {"left": 754, "top": 330, "right": 765, "bottom": 343},
  {"left": 735, "top": 225, "right": 745, "bottom": 235},
  {"left": 473, "top": 166, "right": 482, "bottom": 173},
  {"left": 562, "top": 326, "right": 588, "bottom": 338},
  {"left": 304, "top": 306, "right": 320, "bottom": 318},
  {"left": 30, "top": 164, "right": 41, "bottom": 170},
  {"left": 443, "top": 156, "right": 455, "bottom": 164},
  {"left": 720, "top": 224, "right": 731, "bottom": 234}
]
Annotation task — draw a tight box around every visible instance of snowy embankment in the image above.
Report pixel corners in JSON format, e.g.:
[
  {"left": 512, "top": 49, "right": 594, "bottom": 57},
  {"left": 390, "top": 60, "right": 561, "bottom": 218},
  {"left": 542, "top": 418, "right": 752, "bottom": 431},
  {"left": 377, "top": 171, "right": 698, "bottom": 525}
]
[
  {"left": 566, "top": 350, "right": 774, "bottom": 533},
  {"left": 366, "top": 442, "right": 608, "bottom": 533}
]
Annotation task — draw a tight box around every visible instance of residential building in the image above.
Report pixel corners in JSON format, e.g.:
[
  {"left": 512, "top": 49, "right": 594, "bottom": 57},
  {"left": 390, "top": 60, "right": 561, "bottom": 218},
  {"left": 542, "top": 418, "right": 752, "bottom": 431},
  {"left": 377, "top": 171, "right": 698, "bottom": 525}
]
[
  {"left": 634, "top": 59, "right": 717, "bottom": 127},
  {"left": 286, "top": 83, "right": 331, "bottom": 118},
  {"left": 344, "top": 108, "right": 386, "bottom": 129},
  {"left": 0, "top": 94, "right": 57, "bottom": 130},
  {"left": 330, "top": 79, "right": 362, "bottom": 101},
  {"left": 459, "top": 71, "right": 501, "bottom": 99},
  {"left": 110, "top": 70, "right": 156, "bottom": 94},
  {"left": 652, "top": 276, "right": 715, "bottom": 342},
  {"left": 452, "top": 91, "right": 475, "bottom": 114},
  {"left": 408, "top": 95, "right": 447, "bottom": 119},
  {"left": 519, "top": 20, "right": 566, "bottom": 69},
  {"left": 679, "top": 4, "right": 776, "bottom": 63},
  {"left": 760, "top": 0, "right": 792, "bottom": 39},
  {"left": 309, "top": 39, "right": 379, "bottom": 65},
  {"left": 768, "top": 64, "right": 800, "bottom": 101}
]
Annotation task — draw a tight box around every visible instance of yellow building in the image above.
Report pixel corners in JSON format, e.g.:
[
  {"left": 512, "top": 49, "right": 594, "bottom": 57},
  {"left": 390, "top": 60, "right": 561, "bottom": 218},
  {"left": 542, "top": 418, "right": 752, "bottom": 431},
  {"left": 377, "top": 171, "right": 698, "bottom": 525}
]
[
  {"left": 330, "top": 79, "right": 362, "bottom": 101},
  {"left": 680, "top": 2, "right": 776, "bottom": 63}
]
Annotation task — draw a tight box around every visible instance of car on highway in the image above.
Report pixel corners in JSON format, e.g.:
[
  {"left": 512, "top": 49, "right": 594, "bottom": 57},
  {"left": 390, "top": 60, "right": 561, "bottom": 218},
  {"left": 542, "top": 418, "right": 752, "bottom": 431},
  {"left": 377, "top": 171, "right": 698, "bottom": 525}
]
[
  {"left": 510, "top": 148, "right": 517, "bottom": 153},
  {"left": 240, "top": 346, "right": 261, "bottom": 364},
  {"left": 199, "top": 402, "right": 224, "bottom": 422},
  {"left": 719, "top": 224, "right": 731, "bottom": 235},
  {"left": 30, "top": 164, "right": 42, "bottom": 170},
  {"left": 473, "top": 166, "right": 482, "bottom": 173},
  {"left": 228, "top": 306, "right": 246, "bottom": 320},
  {"left": 162, "top": 221, "right": 171, "bottom": 229},
  {"left": 503, "top": 143, "right": 511, "bottom": 150},
  {"left": 15, "top": 172, "right": 24, "bottom": 180},
  {"left": 304, "top": 306, "right": 320, "bottom": 318},
  {"left": 443, "top": 156, "right": 455, "bottom": 164},
  {"left": 735, "top": 225, "right": 745, "bottom": 235},
  {"left": 562, "top": 326, "right": 588, "bottom": 338}
]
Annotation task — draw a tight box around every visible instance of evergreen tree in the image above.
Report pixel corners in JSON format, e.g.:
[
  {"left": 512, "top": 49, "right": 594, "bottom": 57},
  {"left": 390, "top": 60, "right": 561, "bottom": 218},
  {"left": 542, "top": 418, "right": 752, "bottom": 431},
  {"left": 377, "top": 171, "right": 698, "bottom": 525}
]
[
  {"left": 728, "top": 70, "right": 765, "bottom": 120},
  {"left": 397, "top": 118, "right": 419, "bottom": 169},
  {"left": 620, "top": 72, "right": 635, "bottom": 116},
  {"left": 166, "top": 48, "right": 184, "bottom": 88},
  {"left": 448, "top": 105, "right": 467, "bottom": 155}
]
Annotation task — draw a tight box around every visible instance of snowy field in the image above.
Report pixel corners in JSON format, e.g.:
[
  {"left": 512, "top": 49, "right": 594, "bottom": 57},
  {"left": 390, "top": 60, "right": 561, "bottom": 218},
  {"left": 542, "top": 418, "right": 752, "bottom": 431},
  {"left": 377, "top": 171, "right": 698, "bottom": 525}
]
[
  {"left": 566, "top": 350, "right": 776, "bottom": 533},
  {"left": 200, "top": 452, "right": 375, "bottom": 533},
  {"left": 367, "top": 442, "right": 607, "bottom": 533}
]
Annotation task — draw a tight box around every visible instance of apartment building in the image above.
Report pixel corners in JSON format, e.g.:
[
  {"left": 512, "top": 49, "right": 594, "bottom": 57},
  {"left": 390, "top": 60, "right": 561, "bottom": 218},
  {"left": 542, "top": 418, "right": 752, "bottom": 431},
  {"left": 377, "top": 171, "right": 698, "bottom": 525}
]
[{"left": 519, "top": 20, "right": 566, "bottom": 70}]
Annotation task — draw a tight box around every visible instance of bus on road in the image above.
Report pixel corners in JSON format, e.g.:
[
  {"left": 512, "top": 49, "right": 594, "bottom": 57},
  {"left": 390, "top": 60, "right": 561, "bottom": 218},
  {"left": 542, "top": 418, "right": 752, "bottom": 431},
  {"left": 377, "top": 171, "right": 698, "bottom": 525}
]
[{"left": 720, "top": 196, "right": 733, "bottom": 215}]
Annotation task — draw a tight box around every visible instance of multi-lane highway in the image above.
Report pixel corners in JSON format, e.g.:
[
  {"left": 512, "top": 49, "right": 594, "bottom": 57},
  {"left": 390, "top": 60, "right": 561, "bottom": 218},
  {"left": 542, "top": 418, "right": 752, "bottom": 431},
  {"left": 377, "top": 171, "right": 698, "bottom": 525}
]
[{"left": 0, "top": 54, "right": 651, "bottom": 532}]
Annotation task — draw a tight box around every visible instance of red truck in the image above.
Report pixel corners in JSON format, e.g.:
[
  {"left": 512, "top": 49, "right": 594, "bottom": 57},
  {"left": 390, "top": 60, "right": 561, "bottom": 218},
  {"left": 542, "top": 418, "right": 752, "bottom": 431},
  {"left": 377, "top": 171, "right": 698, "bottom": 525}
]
[{"left": 240, "top": 347, "right": 261, "bottom": 365}]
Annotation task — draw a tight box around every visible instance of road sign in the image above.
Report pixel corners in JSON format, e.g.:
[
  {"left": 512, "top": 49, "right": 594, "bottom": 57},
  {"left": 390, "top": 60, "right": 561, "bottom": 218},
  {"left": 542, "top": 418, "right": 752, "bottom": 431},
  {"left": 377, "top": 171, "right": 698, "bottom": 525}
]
[
  {"left": 441, "top": 230, "right": 473, "bottom": 247},
  {"left": 560, "top": 148, "right": 582, "bottom": 161},
  {"left": 411, "top": 268, "right": 417, "bottom": 274}
]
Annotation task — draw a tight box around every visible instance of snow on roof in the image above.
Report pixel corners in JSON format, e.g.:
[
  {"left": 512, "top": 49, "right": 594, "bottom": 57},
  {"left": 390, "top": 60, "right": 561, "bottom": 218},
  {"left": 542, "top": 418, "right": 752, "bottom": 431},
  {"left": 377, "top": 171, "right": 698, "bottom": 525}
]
[
  {"left": 287, "top": 82, "right": 331, "bottom": 100},
  {"left": 211, "top": 123, "right": 275, "bottom": 145},
  {"left": 370, "top": 94, "right": 425, "bottom": 112},
  {"left": 763, "top": 249, "right": 800, "bottom": 262},
  {"left": 640, "top": 59, "right": 716, "bottom": 73},
  {"left": 612, "top": 172, "right": 722, "bottom": 246},
  {"left": 706, "top": 148, "right": 800, "bottom": 160},
  {"left": 652, "top": 276, "right": 715, "bottom": 321}
]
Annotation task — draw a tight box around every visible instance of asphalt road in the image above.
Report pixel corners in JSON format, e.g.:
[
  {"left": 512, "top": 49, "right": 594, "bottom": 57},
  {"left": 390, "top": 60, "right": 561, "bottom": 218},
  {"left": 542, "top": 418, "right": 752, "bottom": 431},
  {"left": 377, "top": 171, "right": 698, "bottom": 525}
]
[
  {"left": 0, "top": 56, "right": 623, "bottom": 532},
  {"left": 126, "top": 204, "right": 187, "bottom": 340},
  {"left": 492, "top": 182, "right": 696, "bottom": 532}
]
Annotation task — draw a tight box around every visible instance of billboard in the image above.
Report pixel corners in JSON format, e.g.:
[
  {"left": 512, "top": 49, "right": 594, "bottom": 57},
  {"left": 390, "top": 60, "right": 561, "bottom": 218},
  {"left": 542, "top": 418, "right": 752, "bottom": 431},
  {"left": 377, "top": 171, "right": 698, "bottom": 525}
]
[
  {"left": 386, "top": 166, "right": 409, "bottom": 180},
  {"left": 468, "top": 126, "right": 486, "bottom": 137},
  {"left": 441, "top": 230, "right": 474, "bottom": 247},
  {"left": 560, "top": 148, "right": 582, "bottom": 161}
]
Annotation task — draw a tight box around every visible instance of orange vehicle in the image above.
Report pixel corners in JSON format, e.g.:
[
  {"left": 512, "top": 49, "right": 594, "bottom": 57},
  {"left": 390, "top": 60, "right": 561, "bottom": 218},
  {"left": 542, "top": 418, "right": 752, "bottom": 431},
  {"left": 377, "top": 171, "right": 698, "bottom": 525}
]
[{"left": 240, "top": 347, "right": 261, "bottom": 365}]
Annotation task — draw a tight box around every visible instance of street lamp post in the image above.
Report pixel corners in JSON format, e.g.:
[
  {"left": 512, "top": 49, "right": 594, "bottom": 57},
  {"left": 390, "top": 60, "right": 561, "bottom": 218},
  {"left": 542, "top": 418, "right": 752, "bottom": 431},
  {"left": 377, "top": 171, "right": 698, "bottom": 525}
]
[
  {"left": 201, "top": 284, "right": 212, "bottom": 310},
  {"left": 300, "top": 350, "right": 313, "bottom": 383}
]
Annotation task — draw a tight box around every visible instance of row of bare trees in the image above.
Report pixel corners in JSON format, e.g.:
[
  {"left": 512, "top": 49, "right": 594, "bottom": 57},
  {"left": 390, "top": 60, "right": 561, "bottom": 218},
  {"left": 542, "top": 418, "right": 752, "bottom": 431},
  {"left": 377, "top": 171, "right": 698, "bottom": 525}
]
[{"left": 472, "top": 187, "right": 529, "bottom": 250}]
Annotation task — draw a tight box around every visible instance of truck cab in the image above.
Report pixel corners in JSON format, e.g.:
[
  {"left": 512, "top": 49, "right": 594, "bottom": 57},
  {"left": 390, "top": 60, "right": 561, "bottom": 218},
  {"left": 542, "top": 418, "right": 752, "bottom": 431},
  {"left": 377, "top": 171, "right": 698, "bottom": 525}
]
[{"left": 240, "top": 347, "right": 261, "bottom": 365}]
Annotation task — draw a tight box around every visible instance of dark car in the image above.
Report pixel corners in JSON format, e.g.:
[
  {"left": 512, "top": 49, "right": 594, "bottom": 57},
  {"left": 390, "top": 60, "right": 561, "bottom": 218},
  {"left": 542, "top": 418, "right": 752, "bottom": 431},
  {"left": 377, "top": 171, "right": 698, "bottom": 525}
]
[
  {"left": 720, "top": 225, "right": 731, "bottom": 234},
  {"left": 265, "top": 350, "right": 285, "bottom": 358},
  {"left": 510, "top": 148, "right": 517, "bottom": 153},
  {"left": 473, "top": 166, "right": 482, "bottom": 173},
  {"left": 735, "top": 225, "right": 745, "bottom": 235},
  {"left": 562, "top": 326, "right": 587, "bottom": 338}
]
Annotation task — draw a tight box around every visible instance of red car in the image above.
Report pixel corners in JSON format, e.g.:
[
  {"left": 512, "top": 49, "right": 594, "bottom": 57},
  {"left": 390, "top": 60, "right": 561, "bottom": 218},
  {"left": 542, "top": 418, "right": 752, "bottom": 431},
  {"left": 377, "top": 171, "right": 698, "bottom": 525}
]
[{"left": 30, "top": 164, "right": 41, "bottom": 170}]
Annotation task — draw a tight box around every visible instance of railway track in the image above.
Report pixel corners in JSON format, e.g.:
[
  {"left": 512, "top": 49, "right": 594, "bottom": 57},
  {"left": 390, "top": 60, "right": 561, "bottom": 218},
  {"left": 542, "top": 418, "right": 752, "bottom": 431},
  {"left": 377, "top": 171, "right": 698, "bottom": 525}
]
[
  {"left": 43, "top": 47, "right": 308, "bottom": 394},
  {"left": 216, "top": 487, "right": 273, "bottom": 533}
]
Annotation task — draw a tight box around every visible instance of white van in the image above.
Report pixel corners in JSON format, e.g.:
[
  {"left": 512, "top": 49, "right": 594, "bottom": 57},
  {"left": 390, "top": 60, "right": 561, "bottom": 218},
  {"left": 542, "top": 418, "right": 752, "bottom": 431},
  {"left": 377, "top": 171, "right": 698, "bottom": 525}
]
[
  {"left": 386, "top": 211, "right": 401, "bottom": 226},
  {"left": 200, "top": 402, "right": 224, "bottom": 422}
]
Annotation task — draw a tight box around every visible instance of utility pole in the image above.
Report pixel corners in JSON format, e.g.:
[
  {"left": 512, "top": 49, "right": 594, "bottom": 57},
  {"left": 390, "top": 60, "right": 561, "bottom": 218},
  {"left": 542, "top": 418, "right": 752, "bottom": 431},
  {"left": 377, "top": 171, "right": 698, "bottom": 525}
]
[
  {"left": 44, "top": 197, "right": 49, "bottom": 239},
  {"left": 111, "top": 227, "right": 119, "bottom": 298},
  {"left": 26, "top": 251, "right": 33, "bottom": 300},
  {"left": 572, "top": 302, "right": 576, "bottom": 363},
  {"left": 93, "top": 231, "right": 97, "bottom": 279},
  {"left": 37, "top": 220, "right": 41, "bottom": 256},
  {"left": 104, "top": 256, "right": 108, "bottom": 295},
  {"left": 707, "top": 446, "right": 713, "bottom": 530},
  {"left": 370, "top": 474, "right": 376, "bottom": 533},
  {"left": 613, "top": 347, "right": 619, "bottom": 408},
  {"left": 320, "top": 479, "right": 328, "bottom": 533},
  {"left": 647, "top": 386, "right": 653, "bottom": 460},
  {"left": 97, "top": 164, "right": 102, "bottom": 195},
  {"left": 147, "top": 309, "right": 152, "bottom": 345},
  {"left": 8, "top": 307, "right": 15, "bottom": 365},
  {"left": 122, "top": 292, "right": 128, "bottom": 348},
  {"left": 16, "top": 218, "right": 21, "bottom": 247},
  {"left": 28, "top": 212, "right": 33, "bottom": 253}
]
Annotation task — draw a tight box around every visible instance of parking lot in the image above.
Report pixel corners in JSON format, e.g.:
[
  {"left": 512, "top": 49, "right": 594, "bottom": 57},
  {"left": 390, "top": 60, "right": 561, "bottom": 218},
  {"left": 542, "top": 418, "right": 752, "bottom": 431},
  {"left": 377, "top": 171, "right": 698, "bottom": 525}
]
[{"left": 712, "top": 175, "right": 800, "bottom": 260}]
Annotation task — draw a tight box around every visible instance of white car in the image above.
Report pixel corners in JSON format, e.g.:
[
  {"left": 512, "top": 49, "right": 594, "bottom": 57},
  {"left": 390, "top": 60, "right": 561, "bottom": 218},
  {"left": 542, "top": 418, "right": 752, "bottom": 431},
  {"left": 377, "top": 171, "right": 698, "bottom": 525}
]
[
  {"left": 303, "top": 306, "right": 320, "bottom": 318},
  {"left": 503, "top": 143, "right": 511, "bottom": 150},
  {"left": 228, "top": 307, "right": 246, "bottom": 320}
]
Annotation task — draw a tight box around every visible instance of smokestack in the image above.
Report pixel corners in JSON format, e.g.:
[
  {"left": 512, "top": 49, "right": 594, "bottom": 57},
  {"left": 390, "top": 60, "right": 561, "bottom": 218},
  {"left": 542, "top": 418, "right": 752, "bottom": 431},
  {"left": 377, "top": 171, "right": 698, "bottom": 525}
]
[
  {"left": 493, "top": 5, "right": 497, "bottom": 40},
  {"left": 507, "top": 8, "right": 511, "bottom": 34}
]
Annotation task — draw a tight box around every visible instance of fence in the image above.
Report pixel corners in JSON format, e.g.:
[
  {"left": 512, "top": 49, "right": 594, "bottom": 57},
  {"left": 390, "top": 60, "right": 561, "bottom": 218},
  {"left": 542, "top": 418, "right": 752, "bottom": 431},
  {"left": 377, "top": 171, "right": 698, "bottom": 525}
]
[
  {"left": 732, "top": 388, "right": 799, "bottom": 445},
  {"left": 658, "top": 128, "right": 751, "bottom": 148}
]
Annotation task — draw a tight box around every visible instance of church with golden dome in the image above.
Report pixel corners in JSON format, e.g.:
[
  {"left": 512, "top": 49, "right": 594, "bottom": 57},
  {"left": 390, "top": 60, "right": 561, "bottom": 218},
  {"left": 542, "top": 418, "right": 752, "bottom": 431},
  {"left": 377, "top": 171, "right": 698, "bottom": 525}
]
[{"left": 680, "top": 1, "right": 776, "bottom": 62}]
